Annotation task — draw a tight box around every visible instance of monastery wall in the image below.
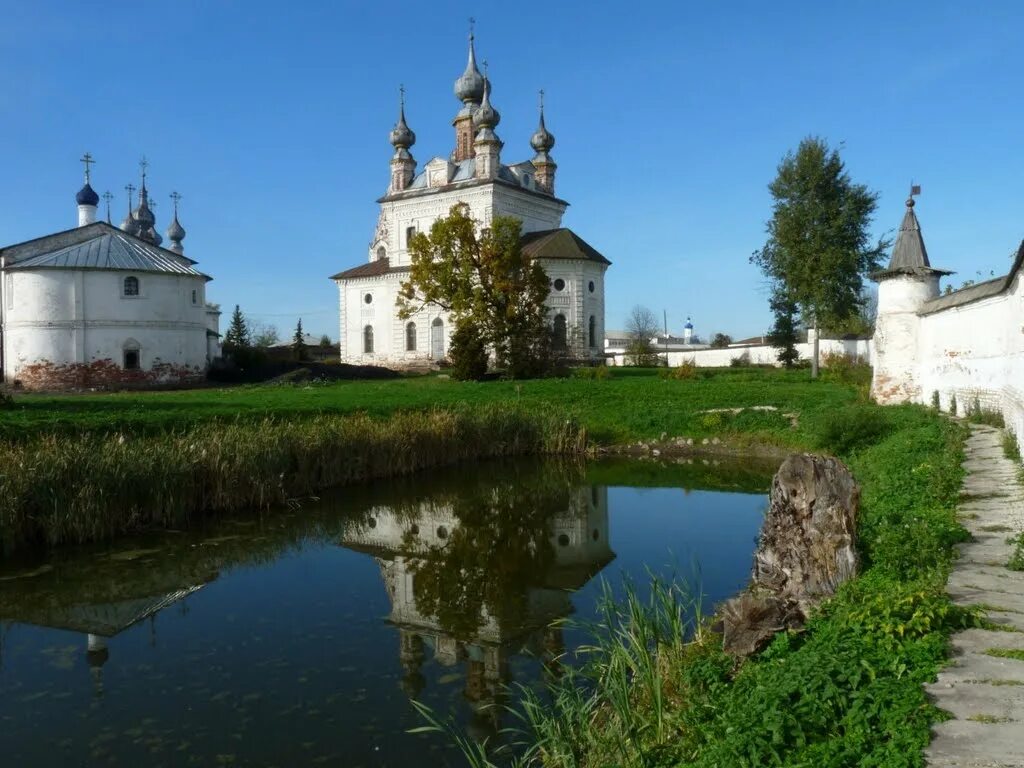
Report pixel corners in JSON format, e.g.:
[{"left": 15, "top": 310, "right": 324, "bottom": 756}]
[
  {"left": 3, "top": 269, "right": 209, "bottom": 389},
  {"left": 608, "top": 338, "right": 872, "bottom": 368},
  {"left": 916, "top": 271, "right": 1024, "bottom": 448}
]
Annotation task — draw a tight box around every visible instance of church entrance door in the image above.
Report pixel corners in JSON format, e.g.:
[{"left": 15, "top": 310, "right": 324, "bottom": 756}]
[{"left": 431, "top": 318, "right": 444, "bottom": 359}]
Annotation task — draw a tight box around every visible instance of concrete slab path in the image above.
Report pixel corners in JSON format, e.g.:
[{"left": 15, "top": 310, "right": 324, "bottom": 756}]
[{"left": 926, "top": 424, "right": 1024, "bottom": 768}]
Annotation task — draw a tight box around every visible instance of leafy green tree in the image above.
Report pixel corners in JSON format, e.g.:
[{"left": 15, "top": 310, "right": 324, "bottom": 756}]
[
  {"left": 709, "top": 333, "right": 733, "bottom": 349},
  {"left": 292, "top": 318, "right": 307, "bottom": 361},
  {"left": 319, "top": 334, "right": 332, "bottom": 348},
  {"left": 752, "top": 137, "right": 889, "bottom": 377},
  {"left": 398, "top": 204, "right": 552, "bottom": 378},
  {"left": 447, "top": 320, "right": 489, "bottom": 381},
  {"left": 768, "top": 287, "right": 800, "bottom": 367},
  {"left": 223, "top": 304, "right": 250, "bottom": 350}
]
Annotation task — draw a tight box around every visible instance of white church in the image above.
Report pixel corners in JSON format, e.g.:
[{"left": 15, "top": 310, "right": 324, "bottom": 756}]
[
  {"left": 331, "top": 29, "right": 610, "bottom": 366},
  {"left": 0, "top": 157, "right": 220, "bottom": 390}
]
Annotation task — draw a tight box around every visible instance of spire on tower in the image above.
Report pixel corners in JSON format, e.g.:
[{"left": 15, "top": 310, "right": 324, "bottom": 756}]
[
  {"left": 122, "top": 183, "right": 141, "bottom": 234},
  {"left": 454, "top": 18, "right": 485, "bottom": 104},
  {"left": 530, "top": 89, "right": 555, "bottom": 155},
  {"left": 389, "top": 84, "right": 416, "bottom": 152},
  {"left": 529, "top": 89, "right": 557, "bottom": 194}
]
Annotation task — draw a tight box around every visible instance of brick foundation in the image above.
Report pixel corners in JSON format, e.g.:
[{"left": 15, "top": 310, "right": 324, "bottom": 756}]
[{"left": 12, "top": 359, "right": 204, "bottom": 391}]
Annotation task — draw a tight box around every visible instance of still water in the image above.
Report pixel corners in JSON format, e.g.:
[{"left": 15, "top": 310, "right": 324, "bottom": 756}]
[{"left": 0, "top": 457, "right": 771, "bottom": 767}]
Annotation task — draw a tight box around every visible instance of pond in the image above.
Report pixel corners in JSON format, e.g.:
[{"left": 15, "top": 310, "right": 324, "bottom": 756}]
[{"left": 0, "top": 456, "right": 773, "bottom": 767}]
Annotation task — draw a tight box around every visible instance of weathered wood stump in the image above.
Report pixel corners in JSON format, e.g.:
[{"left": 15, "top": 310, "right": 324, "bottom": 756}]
[{"left": 722, "top": 453, "right": 860, "bottom": 656}]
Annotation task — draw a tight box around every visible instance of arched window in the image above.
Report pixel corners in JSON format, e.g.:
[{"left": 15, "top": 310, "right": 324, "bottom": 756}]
[
  {"left": 430, "top": 317, "right": 444, "bottom": 358},
  {"left": 376, "top": 246, "right": 386, "bottom": 261},
  {"left": 406, "top": 321, "right": 417, "bottom": 351},
  {"left": 363, "top": 325, "right": 374, "bottom": 354},
  {"left": 123, "top": 276, "right": 139, "bottom": 296},
  {"left": 406, "top": 226, "right": 416, "bottom": 246},
  {"left": 553, "top": 314, "right": 567, "bottom": 350},
  {"left": 589, "top": 315, "right": 597, "bottom": 348}
]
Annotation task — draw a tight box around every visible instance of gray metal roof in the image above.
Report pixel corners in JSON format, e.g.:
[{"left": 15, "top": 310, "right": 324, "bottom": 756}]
[
  {"left": 5, "top": 224, "right": 208, "bottom": 278},
  {"left": 920, "top": 240, "right": 1024, "bottom": 315},
  {"left": 889, "top": 200, "right": 931, "bottom": 271}
]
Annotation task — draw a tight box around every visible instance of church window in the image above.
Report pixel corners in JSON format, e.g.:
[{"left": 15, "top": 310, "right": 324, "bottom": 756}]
[
  {"left": 364, "top": 293, "right": 373, "bottom": 304},
  {"left": 191, "top": 288, "right": 198, "bottom": 305},
  {"left": 522, "top": 174, "right": 531, "bottom": 187},
  {"left": 406, "top": 321, "right": 417, "bottom": 351},
  {"left": 430, "top": 317, "right": 444, "bottom": 358},
  {"left": 376, "top": 246, "right": 386, "bottom": 261},
  {"left": 123, "top": 276, "right": 139, "bottom": 296},
  {"left": 558, "top": 534, "right": 570, "bottom": 547},
  {"left": 363, "top": 325, "right": 374, "bottom": 354},
  {"left": 553, "top": 278, "right": 566, "bottom": 292},
  {"left": 589, "top": 315, "right": 597, "bottom": 348},
  {"left": 588, "top": 280, "right": 595, "bottom": 293},
  {"left": 406, "top": 226, "right": 416, "bottom": 246},
  {"left": 553, "top": 314, "right": 567, "bottom": 350}
]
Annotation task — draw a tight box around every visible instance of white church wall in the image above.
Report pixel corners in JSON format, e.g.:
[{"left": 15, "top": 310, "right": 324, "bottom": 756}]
[{"left": 4, "top": 268, "right": 209, "bottom": 388}]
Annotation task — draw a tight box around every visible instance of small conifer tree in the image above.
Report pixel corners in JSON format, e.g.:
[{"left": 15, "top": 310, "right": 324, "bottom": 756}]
[
  {"left": 293, "top": 319, "right": 307, "bottom": 361},
  {"left": 224, "top": 305, "right": 250, "bottom": 350}
]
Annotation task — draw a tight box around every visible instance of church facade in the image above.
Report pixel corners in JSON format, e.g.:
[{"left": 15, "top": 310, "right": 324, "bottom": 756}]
[
  {"left": 331, "top": 32, "right": 609, "bottom": 367},
  {"left": 0, "top": 159, "right": 220, "bottom": 390}
]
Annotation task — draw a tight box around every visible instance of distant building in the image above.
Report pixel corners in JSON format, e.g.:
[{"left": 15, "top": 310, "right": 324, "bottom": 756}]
[
  {"left": 267, "top": 333, "right": 335, "bottom": 361},
  {"left": 0, "top": 157, "right": 220, "bottom": 389},
  {"left": 330, "top": 28, "right": 609, "bottom": 367}
]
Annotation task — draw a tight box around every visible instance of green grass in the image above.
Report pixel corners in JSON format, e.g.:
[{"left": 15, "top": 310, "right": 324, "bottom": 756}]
[
  {"left": 984, "top": 648, "right": 1024, "bottom": 662},
  {"left": 0, "top": 367, "right": 853, "bottom": 446}
]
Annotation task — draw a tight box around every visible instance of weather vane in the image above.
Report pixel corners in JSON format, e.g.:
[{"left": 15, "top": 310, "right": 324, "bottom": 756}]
[{"left": 80, "top": 152, "right": 95, "bottom": 183}]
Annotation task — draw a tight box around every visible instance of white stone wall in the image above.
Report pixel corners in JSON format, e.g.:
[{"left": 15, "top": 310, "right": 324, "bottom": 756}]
[
  {"left": 608, "top": 338, "right": 872, "bottom": 368},
  {"left": 3, "top": 268, "right": 210, "bottom": 386},
  {"left": 915, "top": 272, "right": 1024, "bottom": 447}
]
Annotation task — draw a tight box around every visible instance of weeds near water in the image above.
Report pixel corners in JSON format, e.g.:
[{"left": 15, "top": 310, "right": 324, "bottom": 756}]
[{"left": 0, "top": 406, "right": 587, "bottom": 551}]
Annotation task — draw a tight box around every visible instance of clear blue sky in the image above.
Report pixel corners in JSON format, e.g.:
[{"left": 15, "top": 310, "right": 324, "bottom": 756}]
[{"left": 1, "top": 1, "right": 1021, "bottom": 340}]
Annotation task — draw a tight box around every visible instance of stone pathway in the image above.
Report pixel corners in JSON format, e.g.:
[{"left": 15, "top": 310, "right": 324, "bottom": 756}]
[{"left": 926, "top": 425, "right": 1024, "bottom": 768}]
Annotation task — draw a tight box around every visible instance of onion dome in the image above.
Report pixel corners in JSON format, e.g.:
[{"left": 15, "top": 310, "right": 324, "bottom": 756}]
[
  {"left": 167, "top": 216, "right": 186, "bottom": 244},
  {"left": 121, "top": 213, "right": 141, "bottom": 235},
  {"left": 530, "top": 109, "right": 555, "bottom": 154},
  {"left": 149, "top": 227, "right": 163, "bottom": 246},
  {"left": 684, "top": 318, "right": 693, "bottom": 330},
  {"left": 76, "top": 183, "right": 99, "bottom": 206},
  {"left": 134, "top": 192, "right": 155, "bottom": 230},
  {"left": 388, "top": 89, "right": 416, "bottom": 150},
  {"left": 473, "top": 77, "right": 500, "bottom": 130},
  {"left": 453, "top": 32, "right": 485, "bottom": 104}
]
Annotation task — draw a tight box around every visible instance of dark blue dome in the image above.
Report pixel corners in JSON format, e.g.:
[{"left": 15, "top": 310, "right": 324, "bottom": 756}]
[{"left": 76, "top": 183, "right": 99, "bottom": 206}]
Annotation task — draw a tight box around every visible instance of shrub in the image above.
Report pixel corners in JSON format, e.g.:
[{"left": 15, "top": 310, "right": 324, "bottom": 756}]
[
  {"left": 447, "top": 322, "right": 489, "bottom": 381},
  {"left": 821, "top": 351, "right": 872, "bottom": 386},
  {"left": 811, "top": 405, "right": 892, "bottom": 455},
  {"left": 931, "top": 390, "right": 940, "bottom": 409},
  {"left": 573, "top": 366, "right": 610, "bottom": 381},
  {"left": 660, "top": 360, "right": 697, "bottom": 380},
  {"left": 0, "top": 391, "right": 14, "bottom": 410},
  {"left": 949, "top": 393, "right": 958, "bottom": 416},
  {"left": 729, "top": 352, "right": 751, "bottom": 368},
  {"left": 1007, "top": 533, "right": 1024, "bottom": 572},
  {"left": 1004, "top": 431, "right": 1022, "bottom": 463}
]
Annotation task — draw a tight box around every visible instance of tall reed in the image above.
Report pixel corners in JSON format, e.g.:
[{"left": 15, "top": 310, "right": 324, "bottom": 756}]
[{"left": 0, "top": 405, "right": 586, "bottom": 552}]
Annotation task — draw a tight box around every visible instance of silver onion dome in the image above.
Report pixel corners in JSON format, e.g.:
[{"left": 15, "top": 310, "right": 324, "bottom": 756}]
[
  {"left": 167, "top": 216, "right": 186, "bottom": 243},
  {"left": 473, "top": 77, "right": 499, "bottom": 129},
  {"left": 530, "top": 110, "right": 555, "bottom": 153},
  {"left": 121, "top": 213, "right": 141, "bottom": 236},
  {"left": 389, "top": 93, "right": 416, "bottom": 149},
  {"left": 453, "top": 33, "right": 485, "bottom": 104}
]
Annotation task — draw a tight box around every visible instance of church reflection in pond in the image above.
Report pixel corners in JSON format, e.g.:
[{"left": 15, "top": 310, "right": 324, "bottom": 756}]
[{"left": 340, "top": 480, "right": 614, "bottom": 738}]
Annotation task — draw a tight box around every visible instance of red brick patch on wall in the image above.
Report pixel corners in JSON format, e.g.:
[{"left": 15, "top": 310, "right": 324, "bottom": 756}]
[{"left": 14, "top": 359, "right": 203, "bottom": 391}]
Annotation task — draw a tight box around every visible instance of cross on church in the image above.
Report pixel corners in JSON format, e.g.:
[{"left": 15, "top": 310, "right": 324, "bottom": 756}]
[
  {"left": 80, "top": 152, "right": 94, "bottom": 183},
  {"left": 139, "top": 156, "right": 149, "bottom": 185},
  {"left": 102, "top": 191, "right": 113, "bottom": 222},
  {"left": 539, "top": 89, "right": 545, "bottom": 110},
  {"left": 468, "top": 16, "right": 475, "bottom": 38},
  {"left": 170, "top": 191, "right": 182, "bottom": 216},
  {"left": 125, "top": 183, "right": 136, "bottom": 212}
]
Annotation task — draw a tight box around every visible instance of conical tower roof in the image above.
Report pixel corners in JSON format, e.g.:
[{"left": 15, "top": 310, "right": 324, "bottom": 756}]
[{"left": 873, "top": 191, "right": 952, "bottom": 279}]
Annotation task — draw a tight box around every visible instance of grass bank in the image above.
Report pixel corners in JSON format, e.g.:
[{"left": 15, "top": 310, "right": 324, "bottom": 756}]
[
  {"left": 1, "top": 367, "right": 854, "bottom": 446},
  {"left": 430, "top": 404, "right": 976, "bottom": 768},
  {"left": 0, "top": 406, "right": 584, "bottom": 552}
]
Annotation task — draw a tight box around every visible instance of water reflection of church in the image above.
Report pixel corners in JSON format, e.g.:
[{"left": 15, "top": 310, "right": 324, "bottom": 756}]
[{"left": 340, "top": 485, "right": 614, "bottom": 734}]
